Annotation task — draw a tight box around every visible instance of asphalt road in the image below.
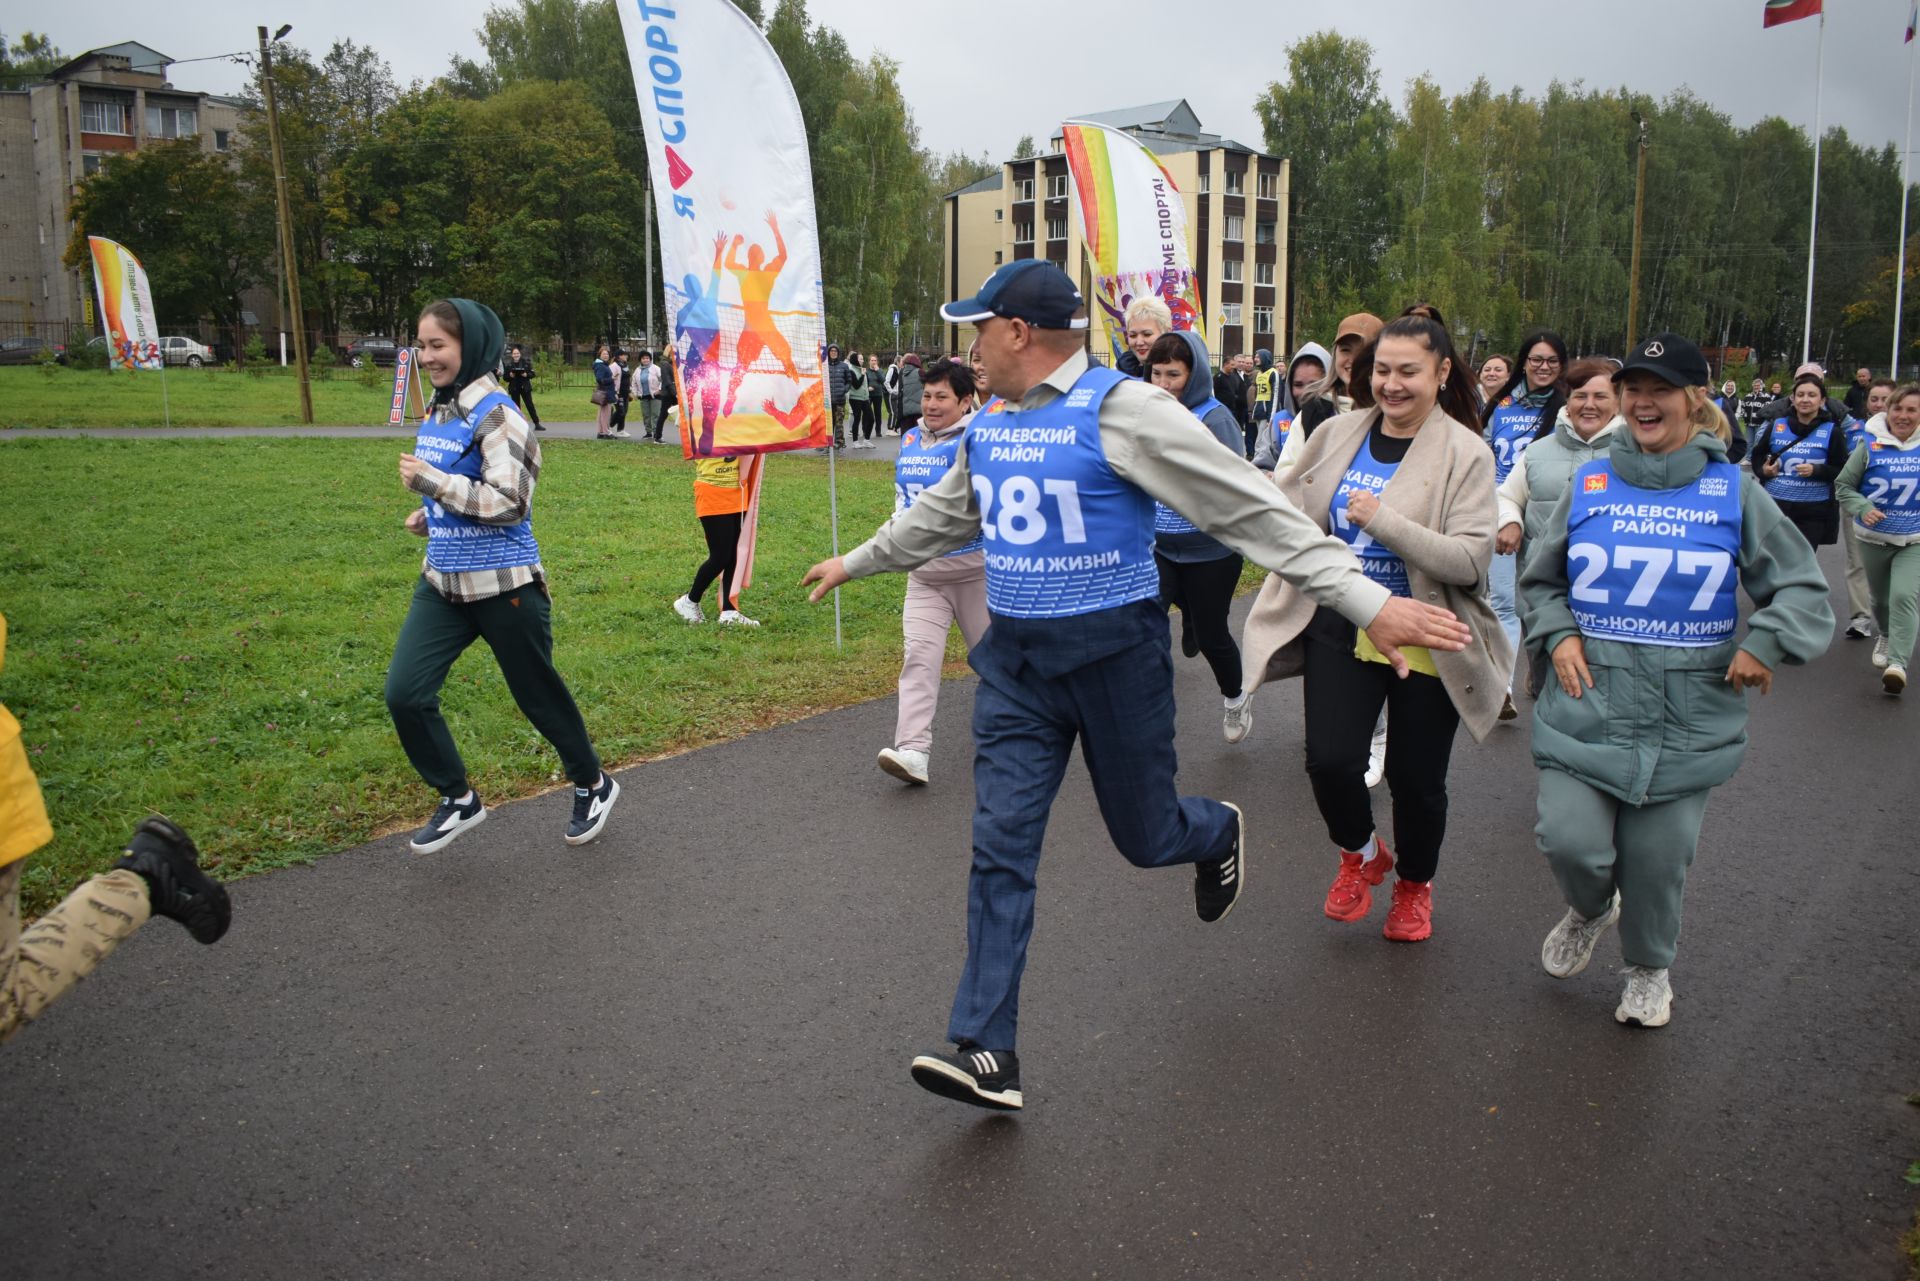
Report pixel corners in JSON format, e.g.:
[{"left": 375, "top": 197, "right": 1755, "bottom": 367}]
[{"left": 1, "top": 552, "right": 1915, "bottom": 1280}]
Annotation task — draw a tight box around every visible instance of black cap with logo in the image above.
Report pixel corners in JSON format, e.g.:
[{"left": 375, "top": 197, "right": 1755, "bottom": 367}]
[{"left": 1614, "top": 332, "right": 1710, "bottom": 388}]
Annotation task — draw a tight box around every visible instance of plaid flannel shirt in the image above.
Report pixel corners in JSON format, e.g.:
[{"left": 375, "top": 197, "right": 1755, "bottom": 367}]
[{"left": 408, "top": 375, "right": 545, "bottom": 604}]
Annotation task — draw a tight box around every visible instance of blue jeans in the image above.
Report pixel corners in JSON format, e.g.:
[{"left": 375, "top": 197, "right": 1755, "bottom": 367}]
[
  {"left": 947, "top": 601, "right": 1237, "bottom": 1052},
  {"left": 1487, "top": 551, "right": 1522, "bottom": 689}
]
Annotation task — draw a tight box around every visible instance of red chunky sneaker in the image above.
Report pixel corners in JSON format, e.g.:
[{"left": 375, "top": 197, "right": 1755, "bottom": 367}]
[
  {"left": 1383, "top": 878, "right": 1433, "bottom": 942},
  {"left": 1323, "top": 840, "right": 1395, "bottom": 921}
]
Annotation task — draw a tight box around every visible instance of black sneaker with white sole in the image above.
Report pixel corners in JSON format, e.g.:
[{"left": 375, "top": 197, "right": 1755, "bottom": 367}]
[
  {"left": 1194, "top": 800, "right": 1246, "bottom": 923},
  {"left": 910, "top": 1042, "right": 1023, "bottom": 1110},
  {"left": 565, "top": 773, "right": 620, "bottom": 846},
  {"left": 114, "top": 816, "right": 231, "bottom": 944},
  {"left": 409, "top": 792, "right": 486, "bottom": 853}
]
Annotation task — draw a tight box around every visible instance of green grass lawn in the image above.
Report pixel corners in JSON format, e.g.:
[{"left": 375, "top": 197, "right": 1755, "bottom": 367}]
[
  {"left": 0, "top": 437, "right": 922, "bottom": 914},
  {"left": 0, "top": 365, "right": 606, "bottom": 428}
]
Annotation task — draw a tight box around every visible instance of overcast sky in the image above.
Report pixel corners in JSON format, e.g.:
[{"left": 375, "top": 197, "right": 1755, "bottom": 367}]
[{"left": 59, "top": 0, "right": 1919, "bottom": 161}]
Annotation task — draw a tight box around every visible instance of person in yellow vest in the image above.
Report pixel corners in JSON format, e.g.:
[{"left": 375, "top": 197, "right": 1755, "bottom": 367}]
[
  {"left": 674, "top": 456, "right": 760, "bottom": 626},
  {"left": 0, "top": 613, "right": 231, "bottom": 1044}
]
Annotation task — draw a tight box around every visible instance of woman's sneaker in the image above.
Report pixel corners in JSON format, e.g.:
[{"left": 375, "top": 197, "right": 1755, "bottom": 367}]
[
  {"left": 565, "top": 774, "right": 620, "bottom": 846},
  {"left": 877, "top": 746, "right": 930, "bottom": 785},
  {"left": 1884, "top": 664, "right": 1907, "bottom": 696},
  {"left": 1365, "top": 724, "right": 1388, "bottom": 789},
  {"left": 1871, "top": 636, "right": 1891, "bottom": 669},
  {"left": 1541, "top": 893, "right": 1620, "bottom": 978},
  {"left": 1615, "top": 965, "right": 1673, "bottom": 1027},
  {"left": 1222, "top": 694, "right": 1253, "bottom": 744},
  {"left": 1324, "top": 840, "right": 1394, "bottom": 921},
  {"left": 910, "top": 1043, "right": 1023, "bottom": 1110},
  {"left": 408, "top": 793, "right": 486, "bottom": 853},
  {"left": 717, "top": 609, "right": 760, "bottom": 627},
  {"left": 1382, "top": 878, "right": 1433, "bottom": 942},
  {"left": 673, "top": 594, "right": 705, "bottom": 624},
  {"left": 114, "top": 816, "right": 232, "bottom": 944}
]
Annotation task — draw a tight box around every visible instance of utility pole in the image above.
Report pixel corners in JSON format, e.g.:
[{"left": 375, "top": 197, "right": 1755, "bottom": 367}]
[
  {"left": 258, "top": 24, "right": 312, "bottom": 424},
  {"left": 1626, "top": 110, "right": 1651, "bottom": 352}
]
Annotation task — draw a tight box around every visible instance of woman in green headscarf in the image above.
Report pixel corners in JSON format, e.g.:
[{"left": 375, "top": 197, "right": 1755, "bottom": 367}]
[{"left": 388, "top": 299, "right": 621, "bottom": 853}]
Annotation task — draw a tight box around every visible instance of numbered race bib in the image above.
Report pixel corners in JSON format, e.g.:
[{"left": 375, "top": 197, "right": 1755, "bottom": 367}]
[
  {"left": 1564, "top": 458, "right": 1742, "bottom": 648},
  {"left": 1153, "top": 395, "right": 1228, "bottom": 539},
  {"left": 416, "top": 391, "right": 541, "bottom": 574},
  {"left": 1843, "top": 416, "right": 1872, "bottom": 454},
  {"left": 1858, "top": 443, "right": 1920, "bottom": 537},
  {"left": 896, "top": 425, "right": 984, "bottom": 557},
  {"left": 963, "top": 367, "right": 1159, "bottom": 618},
  {"left": 1762, "top": 418, "right": 1836, "bottom": 504},
  {"left": 1487, "top": 397, "right": 1545, "bottom": 483},
  {"left": 1330, "top": 434, "right": 1410, "bottom": 598}
]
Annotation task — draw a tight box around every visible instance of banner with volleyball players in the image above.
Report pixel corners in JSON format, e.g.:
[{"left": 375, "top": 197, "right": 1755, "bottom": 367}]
[
  {"left": 86, "top": 236, "right": 163, "bottom": 372},
  {"left": 1060, "top": 119, "right": 1206, "bottom": 360},
  {"left": 617, "top": 0, "right": 829, "bottom": 458}
]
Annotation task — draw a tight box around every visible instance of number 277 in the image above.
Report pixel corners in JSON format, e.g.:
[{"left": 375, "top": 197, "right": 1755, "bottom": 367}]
[{"left": 1567, "top": 543, "right": 1732, "bottom": 610}]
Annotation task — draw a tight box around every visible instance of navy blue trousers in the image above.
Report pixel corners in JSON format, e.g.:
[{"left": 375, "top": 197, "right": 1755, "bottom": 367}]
[{"left": 947, "top": 600, "right": 1238, "bottom": 1052}]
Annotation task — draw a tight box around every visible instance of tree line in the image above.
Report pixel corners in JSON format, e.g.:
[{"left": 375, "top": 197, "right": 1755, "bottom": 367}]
[
  {"left": 1260, "top": 31, "right": 1916, "bottom": 370},
  {"left": 57, "top": 0, "right": 992, "bottom": 357}
]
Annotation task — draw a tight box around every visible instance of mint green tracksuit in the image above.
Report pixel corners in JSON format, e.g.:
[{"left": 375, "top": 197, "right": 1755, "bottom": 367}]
[{"left": 1520, "top": 431, "right": 1835, "bottom": 968}]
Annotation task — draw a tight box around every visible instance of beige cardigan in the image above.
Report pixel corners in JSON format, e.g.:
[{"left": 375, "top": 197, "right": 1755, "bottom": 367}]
[{"left": 1240, "top": 404, "right": 1512, "bottom": 742}]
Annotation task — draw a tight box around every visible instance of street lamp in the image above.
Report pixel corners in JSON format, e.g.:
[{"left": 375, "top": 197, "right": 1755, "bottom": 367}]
[
  {"left": 1626, "top": 110, "right": 1651, "bottom": 351},
  {"left": 257, "top": 22, "right": 312, "bottom": 424}
]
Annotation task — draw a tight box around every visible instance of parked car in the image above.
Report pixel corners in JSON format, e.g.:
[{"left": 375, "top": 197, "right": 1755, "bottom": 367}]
[
  {"left": 157, "top": 335, "right": 213, "bottom": 367},
  {"left": 343, "top": 337, "right": 401, "bottom": 369},
  {"left": 0, "top": 335, "right": 66, "bottom": 365}
]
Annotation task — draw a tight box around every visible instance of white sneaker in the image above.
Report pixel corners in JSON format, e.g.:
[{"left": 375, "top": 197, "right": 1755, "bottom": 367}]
[
  {"left": 1872, "top": 636, "right": 1891, "bottom": 669},
  {"left": 1364, "top": 724, "right": 1388, "bottom": 789},
  {"left": 1541, "top": 893, "right": 1620, "bottom": 979},
  {"left": 1615, "top": 965, "right": 1673, "bottom": 1027},
  {"left": 615, "top": 429, "right": 632, "bottom": 439},
  {"left": 717, "top": 609, "right": 760, "bottom": 627},
  {"left": 1885, "top": 664, "right": 1907, "bottom": 696},
  {"left": 673, "top": 594, "right": 705, "bottom": 623},
  {"left": 878, "top": 746, "right": 929, "bottom": 784},
  {"left": 1223, "top": 694, "right": 1253, "bottom": 744}
]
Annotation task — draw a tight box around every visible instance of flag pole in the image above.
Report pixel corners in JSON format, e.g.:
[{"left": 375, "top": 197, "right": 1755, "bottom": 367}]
[
  {"left": 1894, "top": 31, "right": 1916, "bottom": 380},
  {"left": 827, "top": 437, "right": 842, "bottom": 650},
  {"left": 1801, "top": 9, "right": 1827, "bottom": 365},
  {"left": 159, "top": 352, "right": 171, "bottom": 428}
]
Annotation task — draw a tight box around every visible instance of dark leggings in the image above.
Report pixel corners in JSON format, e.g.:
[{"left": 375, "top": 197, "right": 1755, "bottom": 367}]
[
  {"left": 1155, "top": 550, "right": 1243, "bottom": 697},
  {"left": 690, "top": 512, "right": 742, "bottom": 606},
  {"left": 1302, "top": 632, "right": 1461, "bottom": 882},
  {"left": 508, "top": 383, "right": 540, "bottom": 426}
]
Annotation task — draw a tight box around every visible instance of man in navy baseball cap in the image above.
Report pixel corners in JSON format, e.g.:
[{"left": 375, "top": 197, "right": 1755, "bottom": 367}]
[{"left": 941, "top": 260, "right": 1090, "bottom": 331}]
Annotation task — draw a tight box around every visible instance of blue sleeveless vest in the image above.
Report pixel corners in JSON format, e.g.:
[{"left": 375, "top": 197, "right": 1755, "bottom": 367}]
[
  {"left": 415, "top": 390, "right": 541, "bottom": 574},
  {"left": 1153, "top": 395, "right": 1227, "bottom": 536},
  {"left": 1487, "top": 396, "right": 1547, "bottom": 483},
  {"left": 896, "top": 424, "right": 984, "bottom": 557},
  {"left": 964, "top": 366, "right": 1159, "bottom": 618},
  {"left": 1330, "top": 432, "right": 1411, "bottom": 598},
  {"left": 1762, "top": 418, "right": 1836, "bottom": 504},
  {"left": 1564, "top": 458, "right": 1742, "bottom": 648},
  {"left": 1857, "top": 442, "right": 1920, "bottom": 537}
]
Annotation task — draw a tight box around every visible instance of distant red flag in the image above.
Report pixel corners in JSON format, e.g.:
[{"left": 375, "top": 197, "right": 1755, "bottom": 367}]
[
  {"left": 1908, "top": 0, "right": 1917, "bottom": 42},
  {"left": 1763, "top": 0, "right": 1822, "bottom": 28}
]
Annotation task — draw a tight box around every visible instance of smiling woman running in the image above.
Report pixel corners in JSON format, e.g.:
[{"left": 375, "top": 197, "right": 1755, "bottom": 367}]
[{"left": 388, "top": 299, "right": 620, "bottom": 853}]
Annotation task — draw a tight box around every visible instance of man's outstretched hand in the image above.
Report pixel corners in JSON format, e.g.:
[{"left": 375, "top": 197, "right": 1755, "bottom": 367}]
[
  {"left": 1362, "top": 596, "right": 1472, "bottom": 678},
  {"left": 802, "top": 557, "right": 850, "bottom": 603}
]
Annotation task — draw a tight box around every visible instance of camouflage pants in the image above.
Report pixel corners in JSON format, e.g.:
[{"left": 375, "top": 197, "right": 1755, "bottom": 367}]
[{"left": 0, "top": 860, "right": 148, "bottom": 1044}]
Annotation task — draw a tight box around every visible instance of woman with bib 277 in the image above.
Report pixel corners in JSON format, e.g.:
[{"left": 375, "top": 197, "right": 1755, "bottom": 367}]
[
  {"left": 390, "top": 299, "right": 620, "bottom": 853},
  {"left": 1522, "top": 334, "right": 1830, "bottom": 1029}
]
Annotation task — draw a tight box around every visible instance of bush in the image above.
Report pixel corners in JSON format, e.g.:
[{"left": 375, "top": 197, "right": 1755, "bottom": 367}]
[
  {"left": 309, "top": 344, "right": 336, "bottom": 379},
  {"left": 64, "top": 328, "right": 107, "bottom": 371}
]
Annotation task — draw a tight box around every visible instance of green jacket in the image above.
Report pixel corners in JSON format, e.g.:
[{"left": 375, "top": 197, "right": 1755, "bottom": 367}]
[
  {"left": 1834, "top": 413, "right": 1920, "bottom": 548},
  {"left": 1520, "top": 430, "right": 1833, "bottom": 804}
]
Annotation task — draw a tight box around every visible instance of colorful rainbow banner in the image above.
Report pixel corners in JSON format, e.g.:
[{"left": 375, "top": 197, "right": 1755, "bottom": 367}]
[
  {"left": 617, "top": 0, "right": 829, "bottom": 458},
  {"left": 1061, "top": 119, "right": 1206, "bottom": 360},
  {"left": 86, "top": 236, "right": 163, "bottom": 372}
]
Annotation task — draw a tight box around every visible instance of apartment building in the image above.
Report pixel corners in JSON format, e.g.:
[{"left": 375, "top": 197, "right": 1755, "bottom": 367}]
[
  {"left": 941, "top": 100, "right": 1290, "bottom": 363},
  {"left": 0, "top": 42, "right": 247, "bottom": 328}
]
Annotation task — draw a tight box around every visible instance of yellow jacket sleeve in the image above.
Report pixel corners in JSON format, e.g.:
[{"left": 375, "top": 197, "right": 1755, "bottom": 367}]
[{"left": 0, "top": 615, "right": 54, "bottom": 866}]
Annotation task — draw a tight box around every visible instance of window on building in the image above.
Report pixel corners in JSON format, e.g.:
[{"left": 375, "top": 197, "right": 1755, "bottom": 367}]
[
  {"left": 214, "top": 129, "right": 231, "bottom": 152},
  {"left": 1223, "top": 214, "right": 1244, "bottom": 242},
  {"left": 1197, "top": 172, "right": 1210, "bottom": 194},
  {"left": 1221, "top": 258, "right": 1243, "bottom": 283},
  {"left": 146, "top": 105, "right": 198, "bottom": 139},
  {"left": 1047, "top": 174, "right": 1068, "bottom": 199},
  {"left": 82, "top": 154, "right": 106, "bottom": 177},
  {"left": 1222, "top": 302, "right": 1242, "bottom": 326},
  {"left": 1225, "top": 171, "right": 1243, "bottom": 195},
  {"left": 994, "top": 250, "right": 1004, "bottom": 264},
  {"left": 1013, "top": 221, "right": 1034, "bottom": 244},
  {"left": 1255, "top": 262, "right": 1274, "bottom": 286},
  {"left": 80, "top": 100, "right": 130, "bottom": 135},
  {"left": 1046, "top": 216, "right": 1067, "bottom": 240},
  {"left": 1255, "top": 220, "right": 1277, "bottom": 245},
  {"left": 993, "top": 208, "right": 1003, "bottom": 222},
  {"left": 1253, "top": 306, "right": 1274, "bottom": 333},
  {"left": 1015, "top": 178, "right": 1034, "bottom": 202},
  {"left": 1257, "top": 172, "right": 1278, "bottom": 200}
]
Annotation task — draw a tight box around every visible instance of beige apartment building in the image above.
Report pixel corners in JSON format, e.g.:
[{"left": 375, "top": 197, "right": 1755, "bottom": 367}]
[
  {"left": 0, "top": 42, "right": 248, "bottom": 330},
  {"left": 942, "top": 100, "right": 1289, "bottom": 364}
]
